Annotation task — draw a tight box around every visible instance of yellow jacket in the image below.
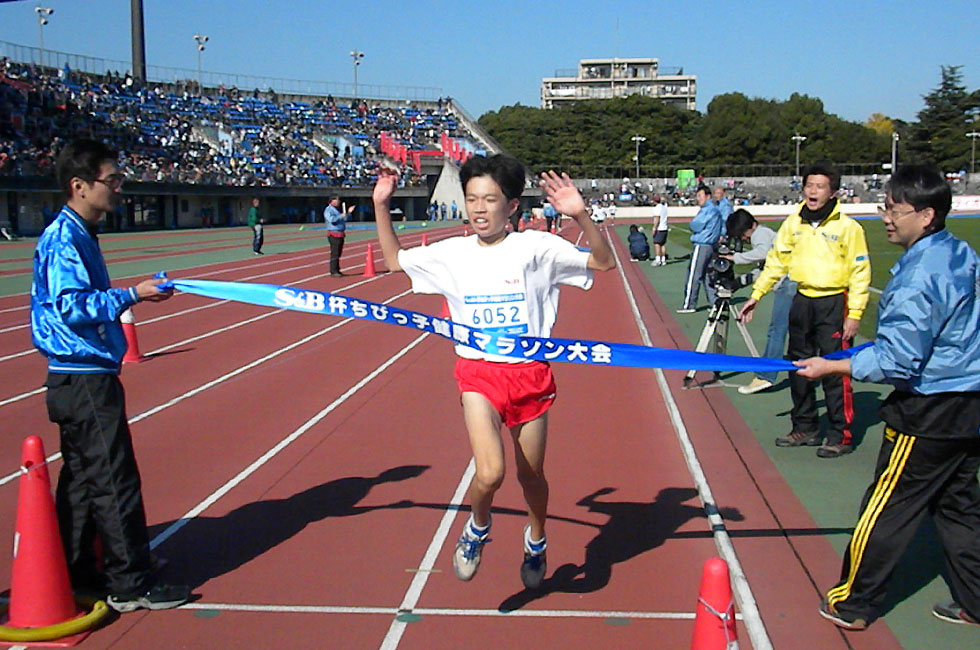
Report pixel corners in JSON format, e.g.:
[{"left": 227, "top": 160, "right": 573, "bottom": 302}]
[{"left": 751, "top": 201, "right": 871, "bottom": 320}]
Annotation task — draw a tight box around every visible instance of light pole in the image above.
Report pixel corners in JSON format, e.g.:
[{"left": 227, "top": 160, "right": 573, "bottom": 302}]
[
  {"left": 193, "top": 33, "right": 209, "bottom": 95},
  {"left": 35, "top": 6, "right": 54, "bottom": 69},
  {"left": 349, "top": 50, "right": 364, "bottom": 99},
  {"left": 967, "top": 131, "right": 980, "bottom": 175},
  {"left": 631, "top": 135, "right": 646, "bottom": 179},
  {"left": 791, "top": 133, "right": 806, "bottom": 178},
  {"left": 891, "top": 132, "right": 899, "bottom": 175}
]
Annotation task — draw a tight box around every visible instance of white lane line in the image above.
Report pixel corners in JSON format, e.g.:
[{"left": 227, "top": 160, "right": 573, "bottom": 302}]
[
  {"left": 0, "top": 349, "right": 33, "bottom": 362},
  {"left": 380, "top": 460, "right": 475, "bottom": 650},
  {"left": 178, "top": 602, "right": 732, "bottom": 620},
  {"left": 0, "top": 226, "right": 446, "bottom": 303},
  {"left": 0, "top": 289, "right": 413, "bottom": 487},
  {"left": 608, "top": 235, "right": 773, "bottom": 650},
  {"left": 149, "top": 332, "right": 430, "bottom": 550},
  {"left": 0, "top": 387, "right": 44, "bottom": 409},
  {"left": 0, "top": 228, "right": 456, "bottom": 338},
  {"left": 0, "top": 270, "right": 383, "bottom": 395}
]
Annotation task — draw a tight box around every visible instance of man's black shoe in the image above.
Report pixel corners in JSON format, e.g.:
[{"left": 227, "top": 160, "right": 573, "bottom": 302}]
[
  {"left": 816, "top": 442, "right": 854, "bottom": 458},
  {"left": 107, "top": 583, "right": 190, "bottom": 613},
  {"left": 774, "top": 430, "right": 821, "bottom": 447}
]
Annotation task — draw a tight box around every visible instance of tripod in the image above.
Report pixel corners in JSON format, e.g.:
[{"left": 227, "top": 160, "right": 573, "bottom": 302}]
[{"left": 682, "top": 286, "right": 760, "bottom": 389}]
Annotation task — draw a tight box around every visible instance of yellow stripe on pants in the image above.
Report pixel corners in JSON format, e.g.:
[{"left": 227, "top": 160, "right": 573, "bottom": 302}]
[{"left": 827, "top": 429, "right": 915, "bottom": 606}]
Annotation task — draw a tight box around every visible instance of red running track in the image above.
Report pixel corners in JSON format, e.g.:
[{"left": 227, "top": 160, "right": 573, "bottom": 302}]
[{"left": 0, "top": 223, "right": 901, "bottom": 648}]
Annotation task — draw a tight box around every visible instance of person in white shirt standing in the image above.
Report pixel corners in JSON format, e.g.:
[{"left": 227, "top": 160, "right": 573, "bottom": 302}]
[
  {"left": 372, "top": 155, "right": 615, "bottom": 590},
  {"left": 651, "top": 196, "right": 669, "bottom": 265}
]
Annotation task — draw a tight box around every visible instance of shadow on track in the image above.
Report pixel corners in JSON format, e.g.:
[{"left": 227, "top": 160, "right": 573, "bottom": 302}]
[
  {"left": 150, "top": 465, "right": 428, "bottom": 589},
  {"left": 498, "top": 486, "right": 743, "bottom": 612}
]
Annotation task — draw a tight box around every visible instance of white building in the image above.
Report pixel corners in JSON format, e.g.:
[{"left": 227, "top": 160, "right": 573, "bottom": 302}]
[{"left": 541, "top": 58, "right": 696, "bottom": 111}]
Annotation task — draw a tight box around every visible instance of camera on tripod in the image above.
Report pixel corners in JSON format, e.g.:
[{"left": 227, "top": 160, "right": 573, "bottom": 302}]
[{"left": 707, "top": 237, "right": 747, "bottom": 293}]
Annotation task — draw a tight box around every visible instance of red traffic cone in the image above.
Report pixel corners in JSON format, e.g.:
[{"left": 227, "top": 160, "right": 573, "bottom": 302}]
[
  {"left": 121, "top": 308, "right": 143, "bottom": 364},
  {"left": 438, "top": 298, "right": 451, "bottom": 320},
  {"left": 363, "top": 243, "right": 377, "bottom": 277},
  {"left": 1, "top": 437, "right": 104, "bottom": 645},
  {"left": 421, "top": 233, "right": 428, "bottom": 246},
  {"left": 691, "top": 557, "right": 738, "bottom": 649}
]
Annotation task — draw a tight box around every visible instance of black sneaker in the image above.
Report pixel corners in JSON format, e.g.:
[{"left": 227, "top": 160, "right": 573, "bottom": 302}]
[
  {"left": 932, "top": 600, "right": 979, "bottom": 626},
  {"left": 817, "top": 442, "right": 854, "bottom": 458},
  {"left": 775, "top": 430, "right": 821, "bottom": 447},
  {"left": 818, "top": 599, "right": 867, "bottom": 631},
  {"left": 108, "top": 583, "right": 190, "bottom": 613}
]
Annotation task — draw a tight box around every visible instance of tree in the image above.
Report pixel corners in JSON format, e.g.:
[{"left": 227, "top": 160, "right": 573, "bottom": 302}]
[
  {"left": 907, "top": 65, "right": 980, "bottom": 171},
  {"left": 865, "top": 113, "right": 894, "bottom": 136}
]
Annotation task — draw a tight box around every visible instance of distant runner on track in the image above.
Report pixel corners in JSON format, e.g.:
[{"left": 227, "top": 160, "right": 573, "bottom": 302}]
[{"left": 372, "top": 155, "right": 615, "bottom": 590}]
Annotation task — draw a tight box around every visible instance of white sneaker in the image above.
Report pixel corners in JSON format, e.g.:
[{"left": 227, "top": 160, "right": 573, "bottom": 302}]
[
  {"left": 452, "top": 521, "right": 490, "bottom": 581},
  {"left": 738, "top": 377, "right": 773, "bottom": 395}
]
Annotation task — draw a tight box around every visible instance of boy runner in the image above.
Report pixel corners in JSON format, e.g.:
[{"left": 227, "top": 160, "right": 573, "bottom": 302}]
[{"left": 372, "top": 155, "right": 615, "bottom": 589}]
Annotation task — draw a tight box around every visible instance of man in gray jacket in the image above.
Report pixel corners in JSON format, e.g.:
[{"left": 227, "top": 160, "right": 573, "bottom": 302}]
[{"left": 719, "top": 209, "right": 797, "bottom": 394}]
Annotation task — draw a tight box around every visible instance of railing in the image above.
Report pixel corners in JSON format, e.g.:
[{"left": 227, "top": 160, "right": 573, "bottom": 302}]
[
  {"left": 524, "top": 163, "right": 893, "bottom": 180},
  {"left": 0, "top": 39, "right": 442, "bottom": 102}
]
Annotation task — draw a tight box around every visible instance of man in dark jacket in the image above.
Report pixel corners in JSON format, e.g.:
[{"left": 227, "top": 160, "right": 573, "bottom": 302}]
[{"left": 627, "top": 224, "right": 650, "bottom": 260}]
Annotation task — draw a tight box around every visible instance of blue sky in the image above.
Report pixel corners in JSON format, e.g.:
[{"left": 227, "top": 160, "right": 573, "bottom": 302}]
[{"left": 1, "top": 0, "right": 977, "bottom": 124}]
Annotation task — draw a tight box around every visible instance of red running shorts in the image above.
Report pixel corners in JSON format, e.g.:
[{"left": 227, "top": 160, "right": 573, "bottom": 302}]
[{"left": 454, "top": 358, "right": 556, "bottom": 428}]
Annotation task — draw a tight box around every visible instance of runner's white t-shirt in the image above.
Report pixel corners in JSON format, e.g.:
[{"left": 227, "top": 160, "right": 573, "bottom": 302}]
[{"left": 398, "top": 231, "right": 593, "bottom": 362}]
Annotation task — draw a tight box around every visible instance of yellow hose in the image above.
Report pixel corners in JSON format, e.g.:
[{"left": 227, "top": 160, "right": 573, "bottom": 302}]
[{"left": 0, "top": 598, "right": 108, "bottom": 642}]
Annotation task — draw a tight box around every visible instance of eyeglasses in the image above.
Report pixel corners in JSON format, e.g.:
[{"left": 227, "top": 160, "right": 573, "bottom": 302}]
[
  {"left": 877, "top": 205, "right": 918, "bottom": 220},
  {"left": 91, "top": 174, "right": 126, "bottom": 189}
]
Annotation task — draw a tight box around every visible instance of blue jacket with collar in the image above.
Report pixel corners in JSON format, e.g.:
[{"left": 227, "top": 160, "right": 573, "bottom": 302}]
[
  {"left": 689, "top": 201, "right": 723, "bottom": 246},
  {"left": 850, "top": 229, "right": 980, "bottom": 394},
  {"left": 31, "top": 206, "right": 139, "bottom": 374}
]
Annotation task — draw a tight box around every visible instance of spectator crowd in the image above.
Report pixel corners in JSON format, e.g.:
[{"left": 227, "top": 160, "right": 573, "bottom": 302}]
[{"left": 0, "top": 57, "right": 474, "bottom": 188}]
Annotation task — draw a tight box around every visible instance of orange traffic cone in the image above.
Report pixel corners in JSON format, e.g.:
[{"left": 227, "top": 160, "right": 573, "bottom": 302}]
[
  {"left": 363, "top": 243, "right": 377, "bottom": 277},
  {"left": 0, "top": 437, "right": 105, "bottom": 645},
  {"left": 691, "top": 557, "right": 738, "bottom": 649},
  {"left": 421, "top": 233, "right": 428, "bottom": 246},
  {"left": 121, "top": 308, "right": 143, "bottom": 364}
]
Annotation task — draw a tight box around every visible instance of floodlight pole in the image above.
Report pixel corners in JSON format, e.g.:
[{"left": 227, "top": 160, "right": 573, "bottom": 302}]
[
  {"left": 791, "top": 134, "right": 806, "bottom": 178},
  {"left": 350, "top": 50, "right": 364, "bottom": 100},
  {"left": 631, "top": 135, "right": 646, "bottom": 179},
  {"left": 967, "top": 131, "right": 980, "bottom": 175},
  {"left": 35, "top": 6, "right": 54, "bottom": 69},
  {"left": 193, "top": 33, "right": 209, "bottom": 95},
  {"left": 891, "top": 132, "right": 900, "bottom": 175}
]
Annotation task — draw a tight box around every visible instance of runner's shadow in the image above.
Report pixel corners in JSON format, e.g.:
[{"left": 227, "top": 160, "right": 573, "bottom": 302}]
[
  {"left": 498, "top": 486, "right": 743, "bottom": 612},
  {"left": 149, "top": 465, "right": 428, "bottom": 589}
]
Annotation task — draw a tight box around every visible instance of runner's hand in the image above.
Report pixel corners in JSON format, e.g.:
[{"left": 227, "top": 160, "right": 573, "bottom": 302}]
[
  {"left": 373, "top": 169, "right": 399, "bottom": 205},
  {"left": 539, "top": 170, "right": 586, "bottom": 220}
]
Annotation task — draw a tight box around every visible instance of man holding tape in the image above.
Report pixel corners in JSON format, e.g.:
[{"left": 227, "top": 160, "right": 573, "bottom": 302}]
[
  {"left": 796, "top": 165, "right": 980, "bottom": 630},
  {"left": 30, "top": 139, "right": 189, "bottom": 613}
]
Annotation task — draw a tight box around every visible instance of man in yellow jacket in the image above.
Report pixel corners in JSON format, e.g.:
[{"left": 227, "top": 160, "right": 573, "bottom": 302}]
[{"left": 739, "top": 162, "right": 871, "bottom": 458}]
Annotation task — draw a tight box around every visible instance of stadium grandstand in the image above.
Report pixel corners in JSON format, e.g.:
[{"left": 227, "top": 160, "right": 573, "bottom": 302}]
[{"left": 0, "top": 42, "right": 499, "bottom": 235}]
